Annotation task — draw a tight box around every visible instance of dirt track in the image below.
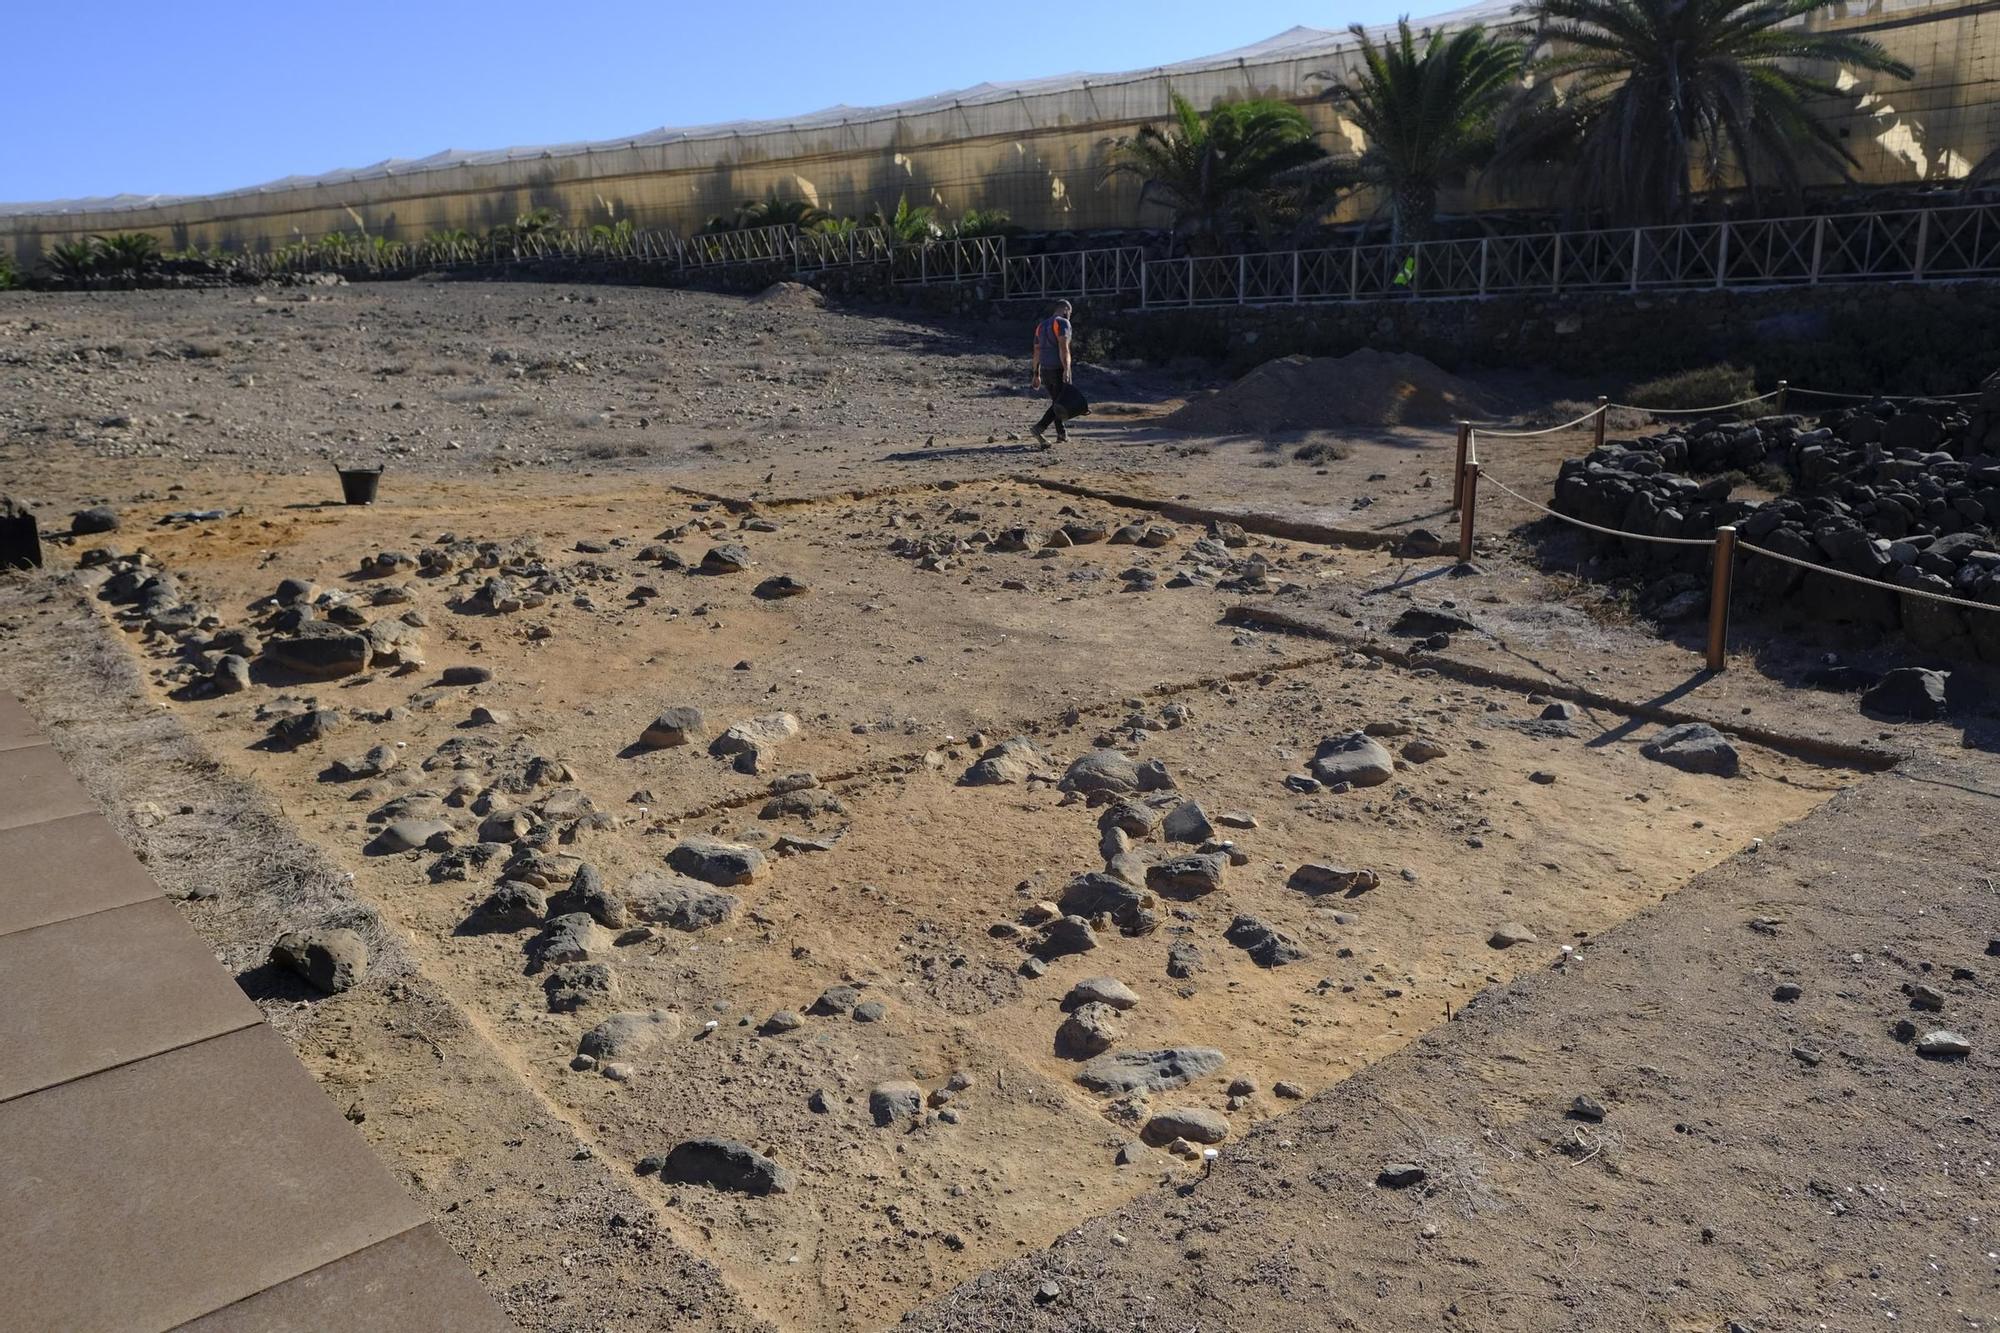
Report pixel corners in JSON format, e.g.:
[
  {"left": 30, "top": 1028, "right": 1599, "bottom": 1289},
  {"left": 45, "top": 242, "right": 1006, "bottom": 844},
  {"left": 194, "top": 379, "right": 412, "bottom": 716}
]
[{"left": 1, "top": 280, "right": 1993, "bottom": 1332}]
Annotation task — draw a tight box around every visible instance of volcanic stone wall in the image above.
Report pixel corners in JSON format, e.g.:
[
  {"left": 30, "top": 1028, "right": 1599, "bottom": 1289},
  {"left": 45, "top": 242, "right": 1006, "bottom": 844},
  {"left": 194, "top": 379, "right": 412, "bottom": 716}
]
[{"left": 1552, "top": 384, "right": 2000, "bottom": 661}]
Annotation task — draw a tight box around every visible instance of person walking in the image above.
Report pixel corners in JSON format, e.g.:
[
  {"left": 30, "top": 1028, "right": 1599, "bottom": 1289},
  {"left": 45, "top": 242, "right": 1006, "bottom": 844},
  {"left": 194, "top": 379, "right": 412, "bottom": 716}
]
[{"left": 1029, "top": 299, "right": 1075, "bottom": 448}]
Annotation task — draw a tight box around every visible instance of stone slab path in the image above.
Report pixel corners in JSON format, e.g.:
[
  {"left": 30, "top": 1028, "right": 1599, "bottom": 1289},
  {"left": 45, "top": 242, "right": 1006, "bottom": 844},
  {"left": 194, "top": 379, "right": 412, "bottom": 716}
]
[{"left": 0, "top": 691, "right": 511, "bottom": 1332}]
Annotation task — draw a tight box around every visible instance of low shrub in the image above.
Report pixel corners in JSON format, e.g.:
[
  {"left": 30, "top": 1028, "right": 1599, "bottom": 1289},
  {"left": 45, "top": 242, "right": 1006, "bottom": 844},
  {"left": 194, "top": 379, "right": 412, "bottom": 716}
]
[
  {"left": 1294, "top": 440, "right": 1353, "bottom": 463},
  {"left": 1622, "top": 363, "right": 1755, "bottom": 411}
]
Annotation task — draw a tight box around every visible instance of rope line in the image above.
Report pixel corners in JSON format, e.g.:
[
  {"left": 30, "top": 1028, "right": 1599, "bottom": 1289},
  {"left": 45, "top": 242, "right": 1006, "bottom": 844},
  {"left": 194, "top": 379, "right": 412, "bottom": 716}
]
[
  {"left": 1603, "top": 390, "right": 1782, "bottom": 415},
  {"left": 1478, "top": 470, "right": 1721, "bottom": 547},
  {"left": 1466, "top": 384, "right": 1982, "bottom": 439},
  {"left": 1466, "top": 407, "right": 1604, "bottom": 439},
  {"left": 1737, "top": 541, "right": 2000, "bottom": 615},
  {"left": 1786, "top": 386, "right": 1981, "bottom": 402}
]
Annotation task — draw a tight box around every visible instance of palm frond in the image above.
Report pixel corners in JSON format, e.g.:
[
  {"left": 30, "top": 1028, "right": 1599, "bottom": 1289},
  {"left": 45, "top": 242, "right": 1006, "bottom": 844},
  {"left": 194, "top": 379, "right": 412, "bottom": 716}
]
[{"left": 1503, "top": 0, "right": 1913, "bottom": 222}]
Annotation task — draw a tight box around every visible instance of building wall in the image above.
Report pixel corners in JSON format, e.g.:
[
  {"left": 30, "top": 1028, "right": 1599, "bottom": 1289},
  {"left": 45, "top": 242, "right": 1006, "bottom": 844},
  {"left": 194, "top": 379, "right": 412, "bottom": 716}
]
[{"left": 4, "top": 0, "right": 1996, "bottom": 265}]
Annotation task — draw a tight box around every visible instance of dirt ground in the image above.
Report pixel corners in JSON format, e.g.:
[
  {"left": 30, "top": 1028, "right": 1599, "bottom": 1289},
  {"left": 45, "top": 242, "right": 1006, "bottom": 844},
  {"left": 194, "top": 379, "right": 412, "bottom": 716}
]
[{"left": 1, "top": 280, "right": 1993, "bottom": 1333}]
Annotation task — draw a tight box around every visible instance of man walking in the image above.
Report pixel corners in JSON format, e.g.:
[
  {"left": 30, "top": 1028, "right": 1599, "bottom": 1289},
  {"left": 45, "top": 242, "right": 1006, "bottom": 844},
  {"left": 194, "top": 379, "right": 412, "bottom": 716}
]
[{"left": 1029, "top": 299, "right": 1075, "bottom": 448}]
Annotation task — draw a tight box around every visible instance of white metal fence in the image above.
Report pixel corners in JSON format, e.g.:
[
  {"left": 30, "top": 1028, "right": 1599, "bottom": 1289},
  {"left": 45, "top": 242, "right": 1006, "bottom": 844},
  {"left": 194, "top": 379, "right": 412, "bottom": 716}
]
[
  {"left": 211, "top": 202, "right": 2000, "bottom": 310},
  {"left": 1137, "top": 203, "right": 2000, "bottom": 307},
  {"left": 1002, "top": 247, "right": 1146, "bottom": 299},
  {"left": 888, "top": 235, "right": 1008, "bottom": 284},
  {"left": 792, "top": 226, "right": 895, "bottom": 270}
]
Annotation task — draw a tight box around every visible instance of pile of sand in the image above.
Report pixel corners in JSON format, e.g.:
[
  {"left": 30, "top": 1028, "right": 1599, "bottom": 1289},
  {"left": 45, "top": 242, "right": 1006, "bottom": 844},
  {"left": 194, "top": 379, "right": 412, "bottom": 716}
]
[
  {"left": 1164, "top": 349, "right": 1494, "bottom": 433},
  {"left": 748, "top": 280, "right": 826, "bottom": 310}
]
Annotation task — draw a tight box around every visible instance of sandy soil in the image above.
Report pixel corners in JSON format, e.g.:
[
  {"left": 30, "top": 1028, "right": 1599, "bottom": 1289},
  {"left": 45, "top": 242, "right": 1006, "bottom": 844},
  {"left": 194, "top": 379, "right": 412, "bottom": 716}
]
[{"left": 0, "top": 280, "right": 1990, "bottom": 1333}]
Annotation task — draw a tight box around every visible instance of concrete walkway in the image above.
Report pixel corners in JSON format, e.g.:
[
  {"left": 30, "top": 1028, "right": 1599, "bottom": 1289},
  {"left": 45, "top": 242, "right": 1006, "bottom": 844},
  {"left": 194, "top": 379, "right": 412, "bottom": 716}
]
[{"left": 0, "top": 692, "right": 510, "bottom": 1332}]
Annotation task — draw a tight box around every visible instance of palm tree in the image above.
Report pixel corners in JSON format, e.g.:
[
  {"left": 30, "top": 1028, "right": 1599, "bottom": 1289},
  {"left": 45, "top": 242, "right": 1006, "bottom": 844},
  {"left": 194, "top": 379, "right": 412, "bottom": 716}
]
[
  {"left": 867, "top": 195, "right": 941, "bottom": 244},
  {"left": 514, "top": 207, "right": 560, "bottom": 236},
  {"left": 1105, "top": 93, "right": 1327, "bottom": 251},
  {"left": 1502, "top": 0, "right": 1914, "bottom": 223},
  {"left": 45, "top": 239, "right": 100, "bottom": 280},
  {"left": 94, "top": 232, "right": 163, "bottom": 278},
  {"left": 1319, "top": 19, "right": 1523, "bottom": 243},
  {"left": 703, "top": 195, "right": 830, "bottom": 233},
  {"left": 947, "top": 207, "right": 1015, "bottom": 239}
]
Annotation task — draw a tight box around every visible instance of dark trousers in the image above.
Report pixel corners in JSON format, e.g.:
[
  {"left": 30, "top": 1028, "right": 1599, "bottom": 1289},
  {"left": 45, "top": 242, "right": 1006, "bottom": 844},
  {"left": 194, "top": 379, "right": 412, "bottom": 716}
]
[{"left": 1034, "top": 367, "right": 1068, "bottom": 437}]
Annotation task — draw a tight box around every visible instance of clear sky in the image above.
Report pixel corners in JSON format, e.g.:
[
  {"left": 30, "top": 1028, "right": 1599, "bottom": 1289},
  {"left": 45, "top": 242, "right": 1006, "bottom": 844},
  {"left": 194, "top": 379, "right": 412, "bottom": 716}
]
[{"left": 0, "top": 0, "right": 1414, "bottom": 205}]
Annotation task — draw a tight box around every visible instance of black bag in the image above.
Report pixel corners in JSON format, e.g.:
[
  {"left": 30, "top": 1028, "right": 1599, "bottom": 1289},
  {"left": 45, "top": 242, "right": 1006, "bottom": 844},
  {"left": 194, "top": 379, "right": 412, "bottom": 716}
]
[{"left": 1054, "top": 383, "right": 1091, "bottom": 421}]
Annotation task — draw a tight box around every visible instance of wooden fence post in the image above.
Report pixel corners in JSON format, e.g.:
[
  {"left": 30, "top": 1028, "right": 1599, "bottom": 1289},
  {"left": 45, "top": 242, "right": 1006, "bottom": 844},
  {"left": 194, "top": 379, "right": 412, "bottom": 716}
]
[
  {"left": 1706, "top": 525, "right": 1738, "bottom": 671},
  {"left": 1776, "top": 379, "right": 1789, "bottom": 413},
  {"left": 1594, "top": 396, "right": 1608, "bottom": 449},
  {"left": 1458, "top": 463, "right": 1480, "bottom": 563},
  {"left": 1453, "top": 422, "right": 1470, "bottom": 510}
]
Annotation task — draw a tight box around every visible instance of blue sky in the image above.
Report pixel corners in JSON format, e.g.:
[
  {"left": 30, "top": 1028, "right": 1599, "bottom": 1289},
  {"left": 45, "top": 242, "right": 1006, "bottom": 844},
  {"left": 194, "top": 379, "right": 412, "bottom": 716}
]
[{"left": 1, "top": 0, "right": 1412, "bottom": 204}]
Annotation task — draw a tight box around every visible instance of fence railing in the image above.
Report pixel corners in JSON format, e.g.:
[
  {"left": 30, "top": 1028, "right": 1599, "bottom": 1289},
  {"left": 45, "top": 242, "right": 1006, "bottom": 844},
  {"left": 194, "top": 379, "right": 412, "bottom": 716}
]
[
  {"left": 889, "top": 235, "right": 1008, "bottom": 285},
  {"left": 1003, "top": 247, "right": 1146, "bottom": 299},
  {"left": 1138, "top": 203, "right": 2000, "bottom": 308},
  {"left": 676, "top": 224, "right": 797, "bottom": 269},
  {"left": 158, "top": 201, "right": 2000, "bottom": 303},
  {"left": 791, "top": 226, "right": 895, "bottom": 271}
]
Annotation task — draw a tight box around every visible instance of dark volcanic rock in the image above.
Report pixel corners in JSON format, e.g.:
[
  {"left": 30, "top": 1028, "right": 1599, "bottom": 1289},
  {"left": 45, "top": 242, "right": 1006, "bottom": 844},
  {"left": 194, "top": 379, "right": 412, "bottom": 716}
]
[
  {"left": 1075, "top": 1046, "right": 1226, "bottom": 1094},
  {"left": 667, "top": 835, "right": 768, "bottom": 886},
  {"left": 71, "top": 506, "right": 119, "bottom": 535},
  {"left": 263, "top": 623, "right": 370, "bottom": 679},
  {"left": 1225, "top": 914, "right": 1309, "bottom": 967},
  {"left": 1861, "top": 667, "right": 1949, "bottom": 720},
  {"left": 640, "top": 706, "right": 705, "bottom": 748},
  {"left": 649, "top": 1138, "right": 794, "bottom": 1195},
  {"left": 1146, "top": 853, "right": 1226, "bottom": 899},
  {"left": 270, "top": 927, "right": 368, "bottom": 993},
  {"left": 1639, "top": 722, "right": 1740, "bottom": 776},
  {"left": 1310, "top": 732, "right": 1396, "bottom": 788}
]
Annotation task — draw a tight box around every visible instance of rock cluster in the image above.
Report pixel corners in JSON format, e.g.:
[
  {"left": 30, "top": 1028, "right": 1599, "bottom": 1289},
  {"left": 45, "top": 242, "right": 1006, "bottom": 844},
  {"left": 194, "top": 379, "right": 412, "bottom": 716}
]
[{"left": 1552, "top": 387, "right": 2000, "bottom": 659}]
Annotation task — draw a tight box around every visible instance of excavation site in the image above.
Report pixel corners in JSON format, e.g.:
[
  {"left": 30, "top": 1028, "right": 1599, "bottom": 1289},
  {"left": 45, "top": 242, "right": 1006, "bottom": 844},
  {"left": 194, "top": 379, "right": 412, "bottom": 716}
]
[{"left": 3, "top": 278, "right": 1993, "bottom": 1332}]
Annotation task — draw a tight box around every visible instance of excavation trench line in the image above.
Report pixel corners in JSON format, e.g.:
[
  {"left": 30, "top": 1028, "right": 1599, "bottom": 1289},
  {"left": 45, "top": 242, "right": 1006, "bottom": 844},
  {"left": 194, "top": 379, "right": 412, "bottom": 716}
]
[
  {"left": 666, "top": 473, "right": 1402, "bottom": 554},
  {"left": 667, "top": 479, "right": 993, "bottom": 512},
  {"left": 654, "top": 650, "right": 1353, "bottom": 826},
  {"left": 1221, "top": 604, "right": 1900, "bottom": 773},
  {"left": 1012, "top": 474, "right": 1398, "bottom": 551}
]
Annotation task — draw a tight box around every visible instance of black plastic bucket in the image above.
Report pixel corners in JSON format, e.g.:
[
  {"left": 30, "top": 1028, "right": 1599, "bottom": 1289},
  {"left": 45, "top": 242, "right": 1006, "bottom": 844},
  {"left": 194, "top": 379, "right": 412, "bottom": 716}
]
[{"left": 336, "top": 467, "right": 382, "bottom": 505}]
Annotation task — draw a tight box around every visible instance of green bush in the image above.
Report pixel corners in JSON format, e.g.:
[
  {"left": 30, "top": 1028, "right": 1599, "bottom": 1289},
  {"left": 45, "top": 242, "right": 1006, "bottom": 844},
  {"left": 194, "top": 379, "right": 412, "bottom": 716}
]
[
  {"left": 1621, "top": 363, "right": 1755, "bottom": 411},
  {"left": 95, "top": 232, "right": 162, "bottom": 277},
  {"left": 46, "top": 239, "right": 102, "bottom": 279},
  {"left": 38, "top": 233, "right": 164, "bottom": 281},
  {"left": 949, "top": 208, "right": 1014, "bottom": 239},
  {"left": 0, "top": 254, "right": 18, "bottom": 290}
]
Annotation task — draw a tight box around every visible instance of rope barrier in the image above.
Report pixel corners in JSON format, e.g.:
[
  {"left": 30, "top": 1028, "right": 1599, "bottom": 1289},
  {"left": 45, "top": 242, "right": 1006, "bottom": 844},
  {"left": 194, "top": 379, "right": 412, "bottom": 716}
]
[
  {"left": 1447, "top": 378, "right": 2000, "bottom": 668},
  {"left": 1786, "top": 386, "right": 1981, "bottom": 402},
  {"left": 1602, "top": 390, "right": 1783, "bottom": 415},
  {"left": 1465, "top": 407, "right": 1605, "bottom": 439},
  {"left": 1478, "top": 470, "right": 1721, "bottom": 547},
  {"left": 1736, "top": 542, "right": 2000, "bottom": 615},
  {"left": 1464, "top": 383, "right": 1980, "bottom": 442}
]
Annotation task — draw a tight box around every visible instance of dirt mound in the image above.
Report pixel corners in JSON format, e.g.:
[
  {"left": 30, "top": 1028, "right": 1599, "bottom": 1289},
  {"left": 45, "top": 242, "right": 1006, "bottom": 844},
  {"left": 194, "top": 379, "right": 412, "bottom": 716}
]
[
  {"left": 748, "top": 280, "right": 825, "bottom": 309},
  {"left": 1164, "top": 349, "right": 1493, "bottom": 433}
]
